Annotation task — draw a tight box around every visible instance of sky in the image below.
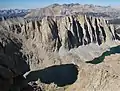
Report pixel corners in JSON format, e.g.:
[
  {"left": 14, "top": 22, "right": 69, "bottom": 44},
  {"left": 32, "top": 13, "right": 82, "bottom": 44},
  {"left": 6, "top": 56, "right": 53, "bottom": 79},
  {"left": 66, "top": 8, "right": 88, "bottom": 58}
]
[{"left": 0, "top": 0, "right": 120, "bottom": 9}]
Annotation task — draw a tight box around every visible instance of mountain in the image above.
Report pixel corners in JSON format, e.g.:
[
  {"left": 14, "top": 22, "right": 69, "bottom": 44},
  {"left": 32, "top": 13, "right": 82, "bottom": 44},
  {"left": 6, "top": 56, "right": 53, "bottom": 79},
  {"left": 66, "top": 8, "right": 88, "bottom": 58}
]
[
  {"left": 1, "top": 3, "right": 120, "bottom": 91},
  {"left": 0, "top": 9, "right": 29, "bottom": 20},
  {"left": 25, "top": 3, "right": 120, "bottom": 19},
  {"left": 0, "top": 14, "right": 120, "bottom": 91}
]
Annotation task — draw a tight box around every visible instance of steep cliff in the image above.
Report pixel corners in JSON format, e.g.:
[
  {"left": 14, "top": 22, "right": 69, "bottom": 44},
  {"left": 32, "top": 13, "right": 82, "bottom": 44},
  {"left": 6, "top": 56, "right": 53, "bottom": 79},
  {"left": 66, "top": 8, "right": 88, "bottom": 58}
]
[
  {"left": 0, "top": 15, "right": 120, "bottom": 91},
  {"left": 0, "top": 15, "right": 118, "bottom": 69}
]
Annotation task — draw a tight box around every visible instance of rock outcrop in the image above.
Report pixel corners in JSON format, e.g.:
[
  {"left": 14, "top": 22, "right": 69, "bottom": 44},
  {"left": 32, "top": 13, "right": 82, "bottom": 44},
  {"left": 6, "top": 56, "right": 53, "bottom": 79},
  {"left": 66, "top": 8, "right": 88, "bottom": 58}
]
[
  {"left": 25, "top": 4, "right": 120, "bottom": 19},
  {"left": 0, "top": 15, "right": 118, "bottom": 68},
  {"left": 66, "top": 54, "right": 120, "bottom": 91},
  {"left": 0, "top": 29, "right": 30, "bottom": 91},
  {"left": 0, "top": 14, "right": 120, "bottom": 91}
]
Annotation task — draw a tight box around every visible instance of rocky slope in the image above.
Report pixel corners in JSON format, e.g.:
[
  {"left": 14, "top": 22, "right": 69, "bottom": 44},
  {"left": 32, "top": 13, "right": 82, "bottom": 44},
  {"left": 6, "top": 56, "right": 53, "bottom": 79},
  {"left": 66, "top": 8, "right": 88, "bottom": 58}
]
[
  {"left": 1, "top": 15, "right": 118, "bottom": 67},
  {"left": 0, "top": 14, "right": 120, "bottom": 91},
  {"left": 25, "top": 4, "right": 120, "bottom": 19},
  {"left": 66, "top": 54, "right": 120, "bottom": 91}
]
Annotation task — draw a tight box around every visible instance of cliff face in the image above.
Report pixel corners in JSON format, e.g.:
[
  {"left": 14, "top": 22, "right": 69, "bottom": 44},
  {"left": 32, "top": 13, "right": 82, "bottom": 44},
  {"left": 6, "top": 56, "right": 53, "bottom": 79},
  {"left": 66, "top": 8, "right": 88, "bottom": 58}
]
[
  {"left": 0, "top": 15, "right": 120, "bottom": 91},
  {"left": 0, "top": 15, "right": 117, "bottom": 68},
  {"left": 8, "top": 15, "right": 115, "bottom": 50}
]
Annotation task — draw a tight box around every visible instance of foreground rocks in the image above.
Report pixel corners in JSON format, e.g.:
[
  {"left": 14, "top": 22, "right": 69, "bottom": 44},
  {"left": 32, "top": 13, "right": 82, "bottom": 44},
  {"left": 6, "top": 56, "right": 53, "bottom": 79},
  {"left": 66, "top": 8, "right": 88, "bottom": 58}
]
[
  {"left": 0, "top": 30, "right": 30, "bottom": 91},
  {"left": 66, "top": 54, "right": 120, "bottom": 91}
]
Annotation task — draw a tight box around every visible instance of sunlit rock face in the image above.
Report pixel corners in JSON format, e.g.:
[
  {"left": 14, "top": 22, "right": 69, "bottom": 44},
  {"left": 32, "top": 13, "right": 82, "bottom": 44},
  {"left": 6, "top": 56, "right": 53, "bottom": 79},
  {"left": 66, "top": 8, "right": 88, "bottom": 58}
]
[
  {"left": 5, "top": 15, "right": 115, "bottom": 49},
  {"left": 25, "top": 4, "right": 120, "bottom": 19},
  {"left": 0, "top": 14, "right": 120, "bottom": 91},
  {"left": 0, "top": 15, "right": 118, "bottom": 70}
]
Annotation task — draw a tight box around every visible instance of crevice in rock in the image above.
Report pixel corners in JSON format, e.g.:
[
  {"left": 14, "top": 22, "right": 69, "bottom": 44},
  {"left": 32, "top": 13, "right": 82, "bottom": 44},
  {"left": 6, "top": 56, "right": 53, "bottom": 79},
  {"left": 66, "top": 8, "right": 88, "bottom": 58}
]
[
  {"left": 15, "top": 25, "right": 22, "bottom": 34},
  {"left": 10, "top": 25, "right": 15, "bottom": 33},
  {"left": 87, "top": 17, "right": 96, "bottom": 43},
  {"left": 115, "top": 30, "right": 120, "bottom": 40},
  {"left": 36, "top": 21, "right": 41, "bottom": 30},
  {"left": 95, "top": 18, "right": 102, "bottom": 45},
  {"left": 84, "top": 39, "right": 87, "bottom": 45},
  {"left": 72, "top": 17, "right": 80, "bottom": 47},
  {"left": 108, "top": 26, "right": 115, "bottom": 40},
  {"left": 76, "top": 20, "right": 84, "bottom": 45},
  {"left": 47, "top": 18, "right": 62, "bottom": 51},
  {"left": 32, "top": 21, "right": 35, "bottom": 30},
  {"left": 100, "top": 25, "right": 106, "bottom": 41},
  {"left": 67, "top": 30, "right": 75, "bottom": 49},
  {"left": 84, "top": 23, "right": 91, "bottom": 44}
]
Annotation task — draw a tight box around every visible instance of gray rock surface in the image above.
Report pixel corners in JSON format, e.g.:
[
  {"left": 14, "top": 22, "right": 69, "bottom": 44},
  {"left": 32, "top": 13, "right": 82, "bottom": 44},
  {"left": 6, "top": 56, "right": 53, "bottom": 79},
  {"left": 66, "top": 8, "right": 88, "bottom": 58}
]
[
  {"left": 0, "top": 29, "right": 30, "bottom": 91},
  {"left": 0, "top": 14, "right": 120, "bottom": 91},
  {"left": 25, "top": 4, "right": 120, "bottom": 19},
  {"left": 0, "top": 15, "right": 119, "bottom": 69}
]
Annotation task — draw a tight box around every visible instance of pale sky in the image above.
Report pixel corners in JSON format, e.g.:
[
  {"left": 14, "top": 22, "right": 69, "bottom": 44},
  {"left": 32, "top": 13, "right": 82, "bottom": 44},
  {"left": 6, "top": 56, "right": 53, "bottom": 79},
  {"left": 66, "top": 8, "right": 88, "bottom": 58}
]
[{"left": 0, "top": 0, "right": 120, "bottom": 9}]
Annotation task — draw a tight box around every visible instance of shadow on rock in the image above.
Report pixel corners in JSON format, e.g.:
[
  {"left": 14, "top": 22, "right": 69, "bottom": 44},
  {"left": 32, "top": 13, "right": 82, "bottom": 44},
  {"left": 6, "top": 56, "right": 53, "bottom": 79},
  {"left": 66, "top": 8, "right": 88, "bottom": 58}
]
[
  {"left": 26, "top": 64, "right": 78, "bottom": 87},
  {"left": 4, "top": 38, "right": 30, "bottom": 75},
  {"left": 0, "top": 35, "right": 30, "bottom": 91},
  {"left": 86, "top": 45, "right": 120, "bottom": 64}
]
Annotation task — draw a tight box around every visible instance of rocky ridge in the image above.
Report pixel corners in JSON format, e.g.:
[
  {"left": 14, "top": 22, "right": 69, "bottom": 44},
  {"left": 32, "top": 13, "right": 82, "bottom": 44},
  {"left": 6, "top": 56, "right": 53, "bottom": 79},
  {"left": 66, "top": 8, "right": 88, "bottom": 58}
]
[
  {"left": 1, "top": 15, "right": 118, "bottom": 67},
  {"left": 0, "top": 14, "right": 120, "bottom": 91},
  {"left": 25, "top": 4, "right": 120, "bottom": 19},
  {"left": 0, "top": 9, "right": 29, "bottom": 21}
]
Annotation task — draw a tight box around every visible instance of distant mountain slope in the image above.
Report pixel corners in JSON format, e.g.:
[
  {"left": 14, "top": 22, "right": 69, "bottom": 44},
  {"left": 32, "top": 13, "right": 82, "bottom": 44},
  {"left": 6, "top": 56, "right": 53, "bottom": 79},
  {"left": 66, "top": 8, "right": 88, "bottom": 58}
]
[
  {"left": 0, "top": 9, "right": 29, "bottom": 20},
  {"left": 25, "top": 3, "right": 120, "bottom": 19}
]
